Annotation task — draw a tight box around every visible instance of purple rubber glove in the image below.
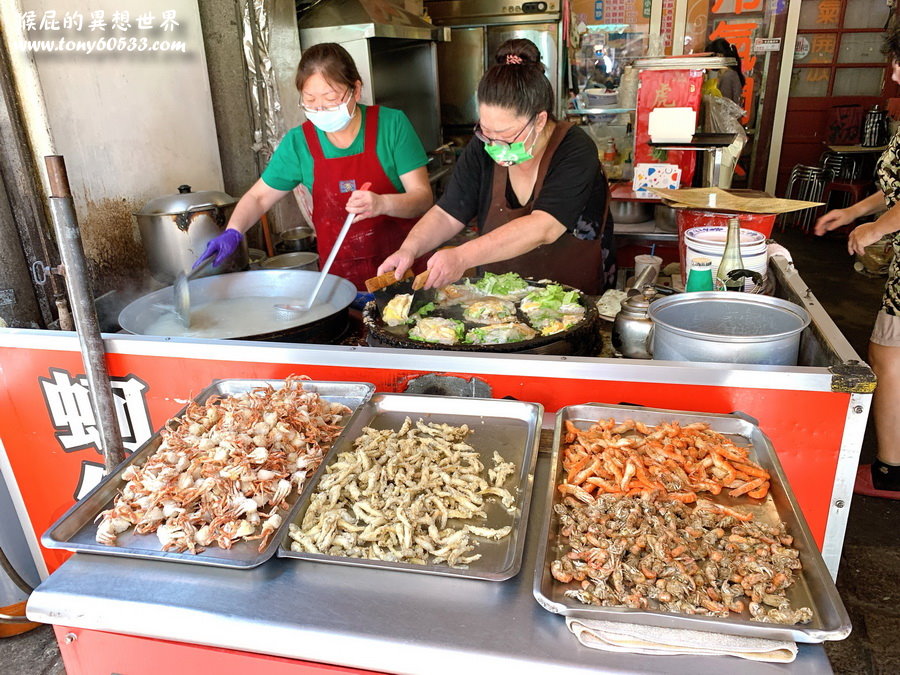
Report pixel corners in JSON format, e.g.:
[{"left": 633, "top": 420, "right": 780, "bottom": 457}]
[{"left": 194, "top": 229, "right": 244, "bottom": 269}]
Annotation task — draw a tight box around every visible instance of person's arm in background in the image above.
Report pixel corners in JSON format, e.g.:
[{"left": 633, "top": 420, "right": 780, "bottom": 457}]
[
  {"left": 346, "top": 109, "right": 434, "bottom": 221},
  {"left": 196, "top": 126, "right": 306, "bottom": 267},
  {"left": 377, "top": 205, "right": 466, "bottom": 279},
  {"left": 195, "top": 179, "right": 288, "bottom": 267},
  {"left": 344, "top": 166, "right": 433, "bottom": 220},
  {"left": 379, "top": 132, "right": 485, "bottom": 280},
  {"left": 814, "top": 190, "right": 894, "bottom": 254},
  {"left": 420, "top": 211, "right": 565, "bottom": 288},
  {"left": 227, "top": 179, "right": 289, "bottom": 233}
]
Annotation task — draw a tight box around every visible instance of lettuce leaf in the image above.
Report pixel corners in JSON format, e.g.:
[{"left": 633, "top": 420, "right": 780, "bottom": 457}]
[
  {"left": 522, "top": 284, "right": 582, "bottom": 312},
  {"left": 415, "top": 302, "right": 435, "bottom": 317},
  {"left": 467, "top": 272, "right": 528, "bottom": 296}
]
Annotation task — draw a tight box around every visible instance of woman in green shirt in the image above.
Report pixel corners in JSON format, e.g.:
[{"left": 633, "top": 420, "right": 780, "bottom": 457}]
[{"left": 196, "top": 42, "right": 433, "bottom": 289}]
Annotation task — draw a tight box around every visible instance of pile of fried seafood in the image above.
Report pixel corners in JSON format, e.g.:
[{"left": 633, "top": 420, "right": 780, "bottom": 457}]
[
  {"left": 289, "top": 417, "right": 516, "bottom": 567},
  {"left": 552, "top": 418, "right": 812, "bottom": 625},
  {"left": 95, "top": 376, "right": 349, "bottom": 553}
]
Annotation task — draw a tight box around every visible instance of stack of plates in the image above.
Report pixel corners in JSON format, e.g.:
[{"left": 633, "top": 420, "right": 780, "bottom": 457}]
[{"left": 684, "top": 226, "right": 768, "bottom": 291}]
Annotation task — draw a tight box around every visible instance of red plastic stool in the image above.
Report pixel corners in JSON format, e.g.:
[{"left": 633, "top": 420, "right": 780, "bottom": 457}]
[{"left": 822, "top": 180, "right": 870, "bottom": 211}]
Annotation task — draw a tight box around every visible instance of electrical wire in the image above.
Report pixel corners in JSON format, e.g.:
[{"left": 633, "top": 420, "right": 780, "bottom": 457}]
[
  {"left": 0, "top": 544, "right": 34, "bottom": 595},
  {"left": 0, "top": 545, "right": 35, "bottom": 624}
]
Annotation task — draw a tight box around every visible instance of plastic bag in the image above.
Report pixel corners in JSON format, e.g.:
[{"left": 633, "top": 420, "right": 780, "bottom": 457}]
[
  {"left": 702, "top": 95, "right": 748, "bottom": 188},
  {"left": 703, "top": 95, "right": 748, "bottom": 143}
]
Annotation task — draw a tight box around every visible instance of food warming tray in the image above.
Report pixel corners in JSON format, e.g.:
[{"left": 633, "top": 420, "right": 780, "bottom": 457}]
[
  {"left": 278, "top": 393, "right": 543, "bottom": 581},
  {"left": 533, "top": 403, "right": 851, "bottom": 643},
  {"left": 42, "top": 379, "right": 375, "bottom": 569}
]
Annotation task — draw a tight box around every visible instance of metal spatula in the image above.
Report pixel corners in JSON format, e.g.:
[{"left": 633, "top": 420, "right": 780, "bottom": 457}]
[
  {"left": 174, "top": 255, "right": 213, "bottom": 327},
  {"left": 368, "top": 269, "right": 436, "bottom": 318},
  {"left": 275, "top": 182, "right": 370, "bottom": 317}
]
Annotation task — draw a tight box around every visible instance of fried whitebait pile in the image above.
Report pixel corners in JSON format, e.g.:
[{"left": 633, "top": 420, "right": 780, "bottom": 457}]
[
  {"left": 95, "top": 376, "right": 349, "bottom": 553},
  {"left": 288, "top": 417, "right": 516, "bottom": 567},
  {"left": 551, "top": 494, "right": 813, "bottom": 625}
]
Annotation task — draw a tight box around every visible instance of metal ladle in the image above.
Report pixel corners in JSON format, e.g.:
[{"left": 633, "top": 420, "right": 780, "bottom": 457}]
[
  {"left": 174, "top": 255, "right": 214, "bottom": 327},
  {"left": 274, "top": 181, "right": 370, "bottom": 318}
]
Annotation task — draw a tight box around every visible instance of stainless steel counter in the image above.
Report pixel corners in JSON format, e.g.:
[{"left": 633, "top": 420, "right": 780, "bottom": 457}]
[{"left": 27, "top": 453, "right": 833, "bottom": 674}]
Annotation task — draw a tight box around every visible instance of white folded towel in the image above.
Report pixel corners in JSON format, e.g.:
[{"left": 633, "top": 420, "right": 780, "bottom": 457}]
[
  {"left": 768, "top": 244, "right": 794, "bottom": 264},
  {"left": 567, "top": 617, "right": 797, "bottom": 663}
]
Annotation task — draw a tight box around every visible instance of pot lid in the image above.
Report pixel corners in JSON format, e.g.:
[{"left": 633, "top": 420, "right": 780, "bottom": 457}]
[
  {"left": 135, "top": 184, "right": 237, "bottom": 216},
  {"left": 621, "top": 286, "right": 657, "bottom": 315}
]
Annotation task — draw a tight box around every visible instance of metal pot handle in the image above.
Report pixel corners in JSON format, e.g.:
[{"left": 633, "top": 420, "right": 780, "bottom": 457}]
[
  {"left": 175, "top": 204, "right": 229, "bottom": 231},
  {"left": 645, "top": 323, "right": 654, "bottom": 358},
  {"left": 185, "top": 202, "right": 220, "bottom": 213}
]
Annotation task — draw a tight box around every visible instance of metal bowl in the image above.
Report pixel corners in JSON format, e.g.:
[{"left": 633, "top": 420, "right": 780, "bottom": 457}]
[
  {"left": 260, "top": 252, "right": 319, "bottom": 271},
  {"left": 610, "top": 200, "right": 653, "bottom": 224},
  {"left": 248, "top": 248, "right": 268, "bottom": 265},
  {"left": 277, "top": 226, "right": 315, "bottom": 253},
  {"left": 654, "top": 205, "right": 677, "bottom": 232}
]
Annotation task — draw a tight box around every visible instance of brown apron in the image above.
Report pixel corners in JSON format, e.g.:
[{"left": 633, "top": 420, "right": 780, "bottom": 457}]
[{"left": 481, "top": 121, "right": 607, "bottom": 295}]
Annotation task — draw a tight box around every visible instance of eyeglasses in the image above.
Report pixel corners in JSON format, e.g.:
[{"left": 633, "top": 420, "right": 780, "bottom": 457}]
[
  {"left": 299, "top": 89, "right": 351, "bottom": 113},
  {"left": 473, "top": 115, "right": 535, "bottom": 149}
]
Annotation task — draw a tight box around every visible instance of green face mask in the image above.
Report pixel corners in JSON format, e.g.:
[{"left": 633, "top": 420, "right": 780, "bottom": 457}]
[{"left": 482, "top": 122, "right": 538, "bottom": 167}]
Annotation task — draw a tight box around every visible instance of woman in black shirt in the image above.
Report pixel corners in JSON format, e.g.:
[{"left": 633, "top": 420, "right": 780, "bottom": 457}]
[{"left": 378, "top": 39, "right": 615, "bottom": 294}]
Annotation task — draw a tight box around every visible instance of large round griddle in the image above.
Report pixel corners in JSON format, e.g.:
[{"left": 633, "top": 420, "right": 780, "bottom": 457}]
[
  {"left": 119, "top": 270, "right": 356, "bottom": 342},
  {"left": 363, "top": 277, "right": 600, "bottom": 355}
]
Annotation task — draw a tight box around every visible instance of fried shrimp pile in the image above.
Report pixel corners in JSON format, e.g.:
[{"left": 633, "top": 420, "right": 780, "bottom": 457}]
[
  {"left": 95, "top": 376, "right": 349, "bottom": 553},
  {"left": 551, "top": 493, "right": 812, "bottom": 625},
  {"left": 561, "top": 418, "right": 771, "bottom": 504},
  {"left": 288, "top": 417, "right": 516, "bottom": 567}
]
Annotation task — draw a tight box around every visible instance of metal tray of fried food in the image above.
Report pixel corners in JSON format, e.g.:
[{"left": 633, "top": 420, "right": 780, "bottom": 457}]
[
  {"left": 277, "top": 393, "right": 543, "bottom": 580},
  {"left": 42, "top": 379, "right": 375, "bottom": 569},
  {"left": 533, "top": 403, "right": 851, "bottom": 643}
]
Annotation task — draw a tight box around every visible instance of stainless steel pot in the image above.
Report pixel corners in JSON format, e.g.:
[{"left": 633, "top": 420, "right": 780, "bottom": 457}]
[
  {"left": 260, "top": 252, "right": 319, "bottom": 271},
  {"left": 647, "top": 292, "right": 810, "bottom": 366},
  {"left": 135, "top": 185, "right": 246, "bottom": 283},
  {"left": 276, "top": 226, "right": 315, "bottom": 253},
  {"left": 654, "top": 204, "right": 677, "bottom": 232},
  {"left": 610, "top": 200, "right": 653, "bottom": 224}
]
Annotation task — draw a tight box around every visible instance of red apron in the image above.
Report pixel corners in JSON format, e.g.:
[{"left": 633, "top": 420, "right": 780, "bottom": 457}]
[{"left": 303, "top": 106, "right": 417, "bottom": 290}]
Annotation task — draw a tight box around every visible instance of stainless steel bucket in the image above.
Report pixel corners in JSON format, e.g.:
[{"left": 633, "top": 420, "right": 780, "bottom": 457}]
[
  {"left": 134, "top": 185, "right": 245, "bottom": 283},
  {"left": 647, "top": 292, "right": 810, "bottom": 365}
]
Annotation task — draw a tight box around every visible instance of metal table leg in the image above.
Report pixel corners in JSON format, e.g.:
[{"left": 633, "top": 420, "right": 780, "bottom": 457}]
[{"left": 711, "top": 147, "right": 723, "bottom": 188}]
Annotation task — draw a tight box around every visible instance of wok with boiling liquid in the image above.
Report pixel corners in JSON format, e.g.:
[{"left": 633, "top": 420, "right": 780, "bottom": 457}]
[{"left": 118, "top": 270, "right": 357, "bottom": 343}]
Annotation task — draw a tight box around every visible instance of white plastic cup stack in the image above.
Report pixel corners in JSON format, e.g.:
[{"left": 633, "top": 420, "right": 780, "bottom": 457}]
[{"left": 634, "top": 254, "right": 663, "bottom": 279}]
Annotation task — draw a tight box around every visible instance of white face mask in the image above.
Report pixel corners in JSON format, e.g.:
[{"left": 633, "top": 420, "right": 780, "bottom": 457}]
[{"left": 305, "top": 99, "right": 354, "bottom": 133}]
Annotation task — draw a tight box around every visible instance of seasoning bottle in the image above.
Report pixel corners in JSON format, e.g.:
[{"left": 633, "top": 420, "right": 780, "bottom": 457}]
[
  {"left": 603, "top": 139, "right": 618, "bottom": 163},
  {"left": 685, "top": 256, "right": 714, "bottom": 292},
  {"left": 716, "top": 218, "right": 744, "bottom": 292}
]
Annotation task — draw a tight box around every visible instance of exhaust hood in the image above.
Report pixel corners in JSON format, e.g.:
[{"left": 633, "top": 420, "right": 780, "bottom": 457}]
[{"left": 299, "top": 0, "right": 449, "bottom": 42}]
